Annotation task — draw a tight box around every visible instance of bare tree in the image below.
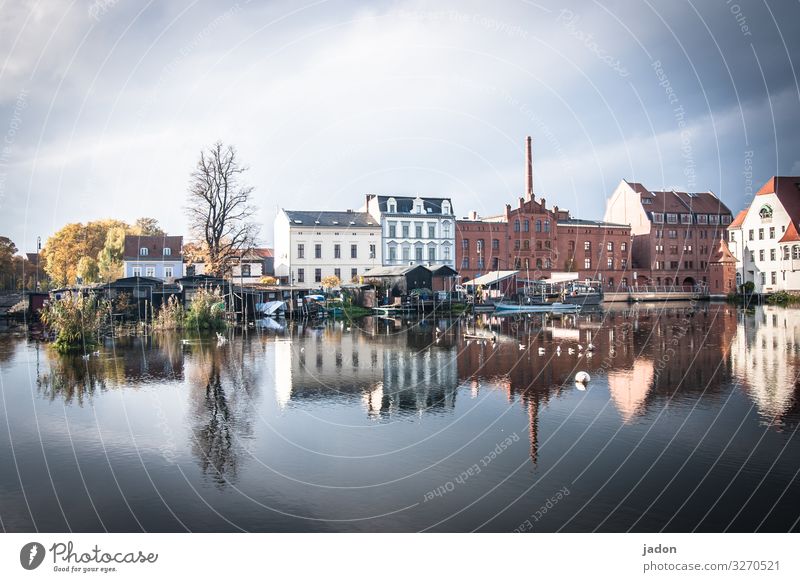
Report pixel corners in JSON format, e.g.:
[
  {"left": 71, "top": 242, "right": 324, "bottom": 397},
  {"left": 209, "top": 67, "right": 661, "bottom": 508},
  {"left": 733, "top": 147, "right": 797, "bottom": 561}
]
[{"left": 186, "top": 142, "right": 259, "bottom": 276}]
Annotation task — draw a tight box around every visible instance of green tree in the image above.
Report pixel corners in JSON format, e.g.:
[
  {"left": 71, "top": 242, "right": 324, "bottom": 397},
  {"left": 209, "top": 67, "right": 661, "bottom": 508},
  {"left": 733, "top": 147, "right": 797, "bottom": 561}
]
[
  {"left": 133, "top": 217, "right": 165, "bottom": 236},
  {"left": 0, "top": 236, "right": 18, "bottom": 289},
  {"left": 76, "top": 256, "right": 99, "bottom": 283},
  {"left": 97, "top": 226, "right": 127, "bottom": 282}
]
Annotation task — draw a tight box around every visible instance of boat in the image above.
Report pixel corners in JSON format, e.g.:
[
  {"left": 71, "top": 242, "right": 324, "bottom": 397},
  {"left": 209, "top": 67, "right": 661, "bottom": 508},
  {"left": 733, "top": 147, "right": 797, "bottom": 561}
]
[
  {"left": 255, "top": 300, "right": 286, "bottom": 317},
  {"left": 562, "top": 281, "right": 603, "bottom": 306},
  {"left": 494, "top": 302, "right": 581, "bottom": 314}
]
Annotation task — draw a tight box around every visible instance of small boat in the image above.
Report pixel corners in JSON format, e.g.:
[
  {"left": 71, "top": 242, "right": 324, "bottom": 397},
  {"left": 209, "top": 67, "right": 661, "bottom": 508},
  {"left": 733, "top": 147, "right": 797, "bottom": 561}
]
[{"left": 494, "top": 302, "right": 581, "bottom": 314}]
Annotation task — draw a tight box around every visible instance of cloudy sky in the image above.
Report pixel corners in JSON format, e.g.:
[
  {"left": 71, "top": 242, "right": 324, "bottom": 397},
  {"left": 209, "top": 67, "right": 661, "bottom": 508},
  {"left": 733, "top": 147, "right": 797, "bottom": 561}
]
[{"left": 1, "top": 0, "right": 798, "bottom": 251}]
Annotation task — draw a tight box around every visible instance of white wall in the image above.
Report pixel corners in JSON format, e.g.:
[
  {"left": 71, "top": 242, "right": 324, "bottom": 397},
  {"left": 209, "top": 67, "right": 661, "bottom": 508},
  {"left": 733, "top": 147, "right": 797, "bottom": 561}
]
[{"left": 604, "top": 180, "right": 651, "bottom": 236}]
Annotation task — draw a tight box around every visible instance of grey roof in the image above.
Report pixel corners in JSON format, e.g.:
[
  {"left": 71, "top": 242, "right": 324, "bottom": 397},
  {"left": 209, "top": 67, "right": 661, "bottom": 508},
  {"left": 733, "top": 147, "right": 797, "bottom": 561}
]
[
  {"left": 371, "top": 195, "right": 454, "bottom": 215},
  {"left": 558, "top": 218, "right": 630, "bottom": 228},
  {"left": 283, "top": 210, "right": 378, "bottom": 227},
  {"left": 363, "top": 265, "right": 430, "bottom": 277}
]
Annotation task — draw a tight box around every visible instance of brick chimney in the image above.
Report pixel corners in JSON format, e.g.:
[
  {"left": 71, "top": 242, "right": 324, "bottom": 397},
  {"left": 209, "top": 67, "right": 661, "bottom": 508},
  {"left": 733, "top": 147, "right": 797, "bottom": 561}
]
[{"left": 525, "top": 135, "right": 533, "bottom": 200}]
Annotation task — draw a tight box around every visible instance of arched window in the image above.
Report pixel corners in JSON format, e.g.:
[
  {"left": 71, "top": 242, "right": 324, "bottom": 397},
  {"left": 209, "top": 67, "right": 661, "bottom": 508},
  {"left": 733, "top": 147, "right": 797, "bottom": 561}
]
[
  {"left": 524, "top": 220, "right": 529, "bottom": 232},
  {"left": 514, "top": 219, "right": 520, "bottom": 232},
  {"left": 523, "top": 240, "right": 530, "bottom": 250},
  {"left": 387, "top": 197, "right": 397, "bottom": 213},
  {"left": 535, "top": 258, "right": 542, "bottom": 269},
  {"left": 441, "top": 201, "right": 450, "bottom": 214},
  {"left": 759, "top": 205, "right": 773, "bottom": 219},
  {"left": 543, "top": 220, "right": 550, "bottom": 233},
  {"left": 139, "top": 247, "right": 148, "bottom": 256},
  {"left": 535, "top": 219, "right": 542, "bottom": 232},
  {"left": 163, "top": 247, "right": 171, "bottom": 256}
]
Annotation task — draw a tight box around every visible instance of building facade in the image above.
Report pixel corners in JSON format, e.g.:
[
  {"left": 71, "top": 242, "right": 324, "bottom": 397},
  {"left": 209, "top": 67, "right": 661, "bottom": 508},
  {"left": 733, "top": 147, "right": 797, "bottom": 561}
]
[
  {"left": 273, "top": 209, "right": 382, "bottom": 286},
  {"left": 727, "top": 176, "right": 800, "bottom": 293},
  {"left": 364, "top": 195, "right": 456, "bottom": 269},
  {"left": 604, "top": 179, "right": 733, "bottom": 288},
  {"left": 122, "top": 235, "right": 184, "bottom": 281},
  {"left": 186, "top": 247, "right": 274, "bottom": 284}
]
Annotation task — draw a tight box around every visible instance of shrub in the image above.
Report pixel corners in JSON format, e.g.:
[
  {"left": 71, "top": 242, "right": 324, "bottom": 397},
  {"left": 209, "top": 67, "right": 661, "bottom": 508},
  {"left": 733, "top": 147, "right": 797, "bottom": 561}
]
[
  {"left": 40, "top": 291, "right": 110, "bottom": 353},
  {"left": 153, "top": 295, "right": 185, "bottom": 330},
  {"left": 184, "top": 287, "right": 227, "bottom": 331}
]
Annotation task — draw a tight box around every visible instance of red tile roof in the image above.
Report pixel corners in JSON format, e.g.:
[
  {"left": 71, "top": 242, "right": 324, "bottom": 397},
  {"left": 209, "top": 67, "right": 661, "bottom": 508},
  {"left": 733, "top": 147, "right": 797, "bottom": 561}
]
[
  {"left": 729, "top": 209, "right": 747, "bottom": 228},
  {"left": 755, "top": 176, "right": 800, "bottom": 239},
  {"left": 123, "top": 235, "right": 183, "bottom": 260},
  {"left": 779, "top": 220, "right": 800, "bottom": 244},
  {"left": 710, "top": 237, "right": 737, "bottom": 264}
]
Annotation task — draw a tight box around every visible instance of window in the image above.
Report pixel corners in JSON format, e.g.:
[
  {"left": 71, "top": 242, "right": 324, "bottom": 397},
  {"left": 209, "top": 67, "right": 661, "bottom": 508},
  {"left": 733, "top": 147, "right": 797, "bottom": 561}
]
[
  {"left": 655, "top": 229, "right": 663, "bottom": 238},
  {"left": 670, "top": 261, "right": 679, "bottom": 269},
  {"left": 297, "top": 244, "right": 304, "bottom": 259},
  {"left": 415, "top": 246, "right": 423, "bottom": 261},
  {"left": 758, "top": 228, "right": 764, "bottom": 240},
  {"left": 584, "top": 258, "right": 591, "bottom": 269},
  {"left": 709, "top": 215, "right": 719, "bottom": 225},
  {"left": 415, "top": 204, "right": 422, "bottom": 213},
  {"left": 388, "top": 224, "right": 396, "bottom": 238},
  {"left": 351, "top": 244, "right": 358, "bottom": 259},
  {"left": 721, "top": 215, "right": 731, "bottom": 225},
  {"left": 140, "top": 247, "right": 149, "bottom": 256},
  {"left": 241, "top": 264, "right": 251, "bottom": 277},
  {"left": 770, "top": 249, "right": 776, "bottom": 261},
  {"left": 535, "top": 219, "right": 542, "bottom": 233},
  {"left": 770, "top": 227, "right": 775, "bottom": 239},
  {"left": 388, "top": 199, "right": 396, "bottom": 213},
  {"left": 388, "top": 246, "right": 396, "bottom": 261},
  {"left": 163, "top": 247, "right": 171, "bottom": 256},
  {"left": 748, "top": 229, "right": 754, "bottom": 241},
  {"left": 652, "top": 213, "right": 664, "bottom": 223},
  {"left": 607, "top": 258, "right": 613, "bottom": 269},
  {"left": 315, "top": 268, "right": 322, "bottom": 283},
  {"left": 461, "top": 257, "right": 470, "bottom": 269},
  {"left": 164, "top": 266, "right": 173, "bottom": 278},
  {"left": 729, "top": 232, "right": 735, "bottom": 241},
  {"left": 621, "top": 241, "right": 627, "bottom": 252},
  {"left": 477, "top": 257, "right": 484, "bottom": 269},
  {"left": 760, "top": 272, "right": 765, "bottom": 285},
  {"left": 492, "top": 239, "right": 499, "bottom": 250},
  {"left": 351, "top": 268, "right": 358, "bottom": 280},
  {"left": 535, "top": 240, "right": 541, "bottom": 250},
  {"left": 186, "top": 265, "right": 195, "bottom": 276},
  {"left": 462, "top": 239, "right": 469, "bottom": 250},
  {"left": 514, "top": 240, "right": 521, "bottom": 250},
  {"left": 666, "top": 213, "right": 678, "bottom": 224},
  {"left": 621, "top": 258, "right": 627, "bottom": 269},
  {"left": 524, "top": 240, "right": 530, "bottom": 250},
  {"left": 655, "top": 244, "right": 664, "bottom": 254},
  {"left": 681, "top": 214, "right": 692, "bottom": 224},
  {"left": 402, "top": 224, "right": 409, "bottom": 238},
  {"left": 668, "top": 230, "right": 677, "bottom": 239},
  {"left": 524, "top": 220, "right": 529, "bottom": 232},
  {"left": 415, "top": 224, "right": 423, "bottom": 238},
  {"left": 669, "top": 245, "right": 678, "bottom": 255},
  {"left": 428, "top": 224, "right": 436, "bottom": 239},
  {"left": 759, "top": 250, "right": 765, "bottom": 261},
  {"left": 443, "top": 222, "right": 451, "bottom": 238},
  {"left": 759, "top": 205, "right": 773, "bottom": 219},
  {"left": 146, "top": 266, "right": 155, "bottom": 277},
  {"left": 544, "top": 220, "right": 550, "bottom": 233},
  {"left": 684, "top": 245, "right": 693, "bottom": 252},
  {"left": 544, "top": 240, "right": 551, "bottom": 249},
  {"left": 334, "top": 268, "right": 341, "bottom": 279},
  {"left": 794, "top": 245, "right": 800, "bottom": 259},
  {"left": 369, "top": 244, "right": 376, "bottom": 259},
  {"left": 784, "top": 247, "right": 790, "bottom": 260},
  {"left": 402, "top": 246, "right": 410, "bottom": 261},
  {"left": 642, "top": 198, "right": 652, "bottom": 204},
  {"left": 697, "top": 214, "right": 708, "bottom": 224},
  {"left": 514, "top": 220, "right": 520, "bottom": 232},
  {"left": 536, "top": 258, "right": 542, "bottom": 269},
  {"left": 334, "top": 244, "right": 341, "bottom": 259},
  {"left": 607, "top": 242, "right": 614, "bottom": 252},
  {"left": 772, "top": 272, "right": 777, "bottom": 285},
  {"left": 297, "top": 268, "right": 304, "bottom": 283},
  {"left": 476, "top": 239, "right": 484, "bottom": 252},
  {"left": 428, "top": 246, "right": 436, "bottom": 262},
  {"left": 132, "top": 267, "right": 142, "bottom": 277},
  {"left": 315, "top": 244, "right": 322, "bottom": 259},
  {"left": 584, "top": 241, "right": 591, "bottom": 251},
  {"left": 443, "top": 246, "right": 450, "bottom": 260}
]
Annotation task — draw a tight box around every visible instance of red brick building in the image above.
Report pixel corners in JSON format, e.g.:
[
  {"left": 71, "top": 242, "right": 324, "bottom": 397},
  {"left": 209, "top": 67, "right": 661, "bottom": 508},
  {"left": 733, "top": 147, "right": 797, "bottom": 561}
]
[
  {"left": 604, "top": 180, "right": 733, "bottom": 288},
  {"left": 455, "top": 137, "right": 632, "bottom": 288}
]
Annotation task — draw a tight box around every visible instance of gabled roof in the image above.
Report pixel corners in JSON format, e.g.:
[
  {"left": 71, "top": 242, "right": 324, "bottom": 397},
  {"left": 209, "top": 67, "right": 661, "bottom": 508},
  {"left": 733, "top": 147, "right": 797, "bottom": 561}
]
[
  {"left": 558, "top": 218, "right": 630, "bottom": 228},
  {"left": 755, "top": 176, "right": 800, "bottom": 237},
  {"left": 123, "top": 235, "right": 183, "bottom": 260},
  {"left": 624, "top": 180, "right": 731, "bottom": 216},
  {"left": 370, "top": 195, "right": 454, "bottom": 215},
  {"left": 729, "top": 209, "right": 747, "bottom": 228},
  {"left": 283, "top": 210, "right": 378, "bottom": 227},
  {"left": 779, "top": 220, "right": 800, "bottom": 244}
]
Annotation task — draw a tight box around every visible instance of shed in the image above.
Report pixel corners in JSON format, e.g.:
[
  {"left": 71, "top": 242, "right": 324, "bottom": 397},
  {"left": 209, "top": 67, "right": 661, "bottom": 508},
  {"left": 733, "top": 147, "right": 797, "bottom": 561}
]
[
  {"left": 430, "top": 265, "right": 459, "bottom": 292},
  {"left": 362, "top": 265, "right": 433, "bottom": 297}
]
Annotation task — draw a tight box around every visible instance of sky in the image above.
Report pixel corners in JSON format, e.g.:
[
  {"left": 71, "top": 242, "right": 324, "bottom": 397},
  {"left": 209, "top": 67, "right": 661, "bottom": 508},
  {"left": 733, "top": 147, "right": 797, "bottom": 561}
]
[{"left": 1, "top": 0, "right": 798, "bottom": 252}]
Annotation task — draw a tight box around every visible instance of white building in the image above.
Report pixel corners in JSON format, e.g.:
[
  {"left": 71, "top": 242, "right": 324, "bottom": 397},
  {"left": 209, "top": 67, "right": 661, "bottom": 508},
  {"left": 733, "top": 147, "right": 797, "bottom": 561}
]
[
  {"left": 364, "top": 194, "right": 455, "bottom": 268},
  {"left": 186, "top": 248, "right": 273, "bottom": 284},
  {"left": 727, "top": 176, "right": 800, "bottom": 293},
  {"left": 273, "top": 209, "right": 382, "bottom": 285},
  {"left": 122, "top": 235, "right": 183, "bottom": 281}
]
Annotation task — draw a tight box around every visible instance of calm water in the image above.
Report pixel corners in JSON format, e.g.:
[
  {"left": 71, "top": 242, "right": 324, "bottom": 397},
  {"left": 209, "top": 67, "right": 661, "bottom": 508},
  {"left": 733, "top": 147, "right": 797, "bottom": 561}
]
[{"left": 1, "top": 303, "right": 799, "bottom": 532}]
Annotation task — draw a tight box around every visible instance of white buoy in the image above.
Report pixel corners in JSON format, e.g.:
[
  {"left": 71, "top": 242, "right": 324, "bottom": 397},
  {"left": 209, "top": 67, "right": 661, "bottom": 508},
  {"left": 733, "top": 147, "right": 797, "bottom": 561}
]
[{"left": 575, "top": 371, "right": 591, "bottom": 384}]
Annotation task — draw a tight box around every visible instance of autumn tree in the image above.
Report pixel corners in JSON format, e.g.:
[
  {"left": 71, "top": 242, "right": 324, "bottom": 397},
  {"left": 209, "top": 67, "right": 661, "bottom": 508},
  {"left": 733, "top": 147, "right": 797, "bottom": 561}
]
[
  {"left": 132, "top": 217, "right": 165, "bottom": 236},
  {"left": 97, "top": 226, "right": 127, "bottom": 282},
  {"left": 76, "top": 256, "right": 99, "bottom": 283},
  {"left": 186, "top": 142, "right": 259, "bottom": 277},
  {"left": 42, "top": 220, "right": 128, "bottom": 286},
  {"left": 322, "top": 275, "right": 340, "bottom": 291},
  {"left": 0, "top": 236, "right": 20, "bottom": 290}
]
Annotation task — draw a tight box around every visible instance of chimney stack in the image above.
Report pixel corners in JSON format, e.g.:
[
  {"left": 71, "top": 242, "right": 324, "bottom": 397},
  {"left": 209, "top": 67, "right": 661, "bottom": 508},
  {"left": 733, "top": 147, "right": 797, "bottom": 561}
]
[{"left": 525, "top": 135, "right": 533, "bottom": 200}]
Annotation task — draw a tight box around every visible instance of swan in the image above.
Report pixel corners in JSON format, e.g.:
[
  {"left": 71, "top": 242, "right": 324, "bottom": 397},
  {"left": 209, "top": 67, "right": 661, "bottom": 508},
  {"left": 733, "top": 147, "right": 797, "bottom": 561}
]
[{"left": 575, "top": 371, "right": 591, "bottom": 384}]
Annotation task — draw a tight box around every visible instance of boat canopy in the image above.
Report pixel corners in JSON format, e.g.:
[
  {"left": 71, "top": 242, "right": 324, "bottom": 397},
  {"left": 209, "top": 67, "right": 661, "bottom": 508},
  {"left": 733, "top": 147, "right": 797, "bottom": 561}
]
[
  {"left": 530, "top": 272, "right": 580, "bottom": 285},
  {"left": 464, "top": 270, "right": 519, "bottom": 287}
]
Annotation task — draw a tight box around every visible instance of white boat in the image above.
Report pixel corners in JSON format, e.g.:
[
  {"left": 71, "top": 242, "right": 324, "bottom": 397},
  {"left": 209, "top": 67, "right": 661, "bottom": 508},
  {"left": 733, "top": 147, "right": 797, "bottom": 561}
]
[
  {"left": 494, "top": 302, "right": 581, "bottom": 314},
  {"left": 255, "top": 301, "right": 286, "bottom": 317}
]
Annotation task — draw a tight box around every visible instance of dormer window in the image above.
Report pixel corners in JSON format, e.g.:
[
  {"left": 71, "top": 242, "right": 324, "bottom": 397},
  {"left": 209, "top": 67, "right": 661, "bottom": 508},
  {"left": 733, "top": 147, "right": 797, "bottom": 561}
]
[
  {"left": 163, "top": 247, "right": 171, "bottom": 256},
  {"left": 387, "top": 197, "right": 397, "bottom": 213},
  {"left": 442, "top": 201, "right": 450, "bottom": 214},
  {"left": 140, "top": 248, "right": 149, "bottom": 256},
  {"left": 416, "top": 204, "right": 422, "bottom": 214}
]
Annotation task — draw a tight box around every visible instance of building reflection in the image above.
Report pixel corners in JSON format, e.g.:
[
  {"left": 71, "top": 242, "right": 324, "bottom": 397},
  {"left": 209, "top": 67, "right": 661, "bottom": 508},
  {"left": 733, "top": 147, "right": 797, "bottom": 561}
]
[
  {"left": 731, "top": 306, "right": 800, "bottom": 427},
  {"left": 274, "top": 317, "right": 459, "bottom": 418}
]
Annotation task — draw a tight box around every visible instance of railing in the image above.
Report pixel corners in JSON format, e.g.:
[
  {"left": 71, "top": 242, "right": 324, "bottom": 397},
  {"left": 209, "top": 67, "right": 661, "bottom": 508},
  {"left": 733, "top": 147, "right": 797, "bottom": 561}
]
[{"left": 625, "top": 285, "right": 708, "bottom": 294}]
